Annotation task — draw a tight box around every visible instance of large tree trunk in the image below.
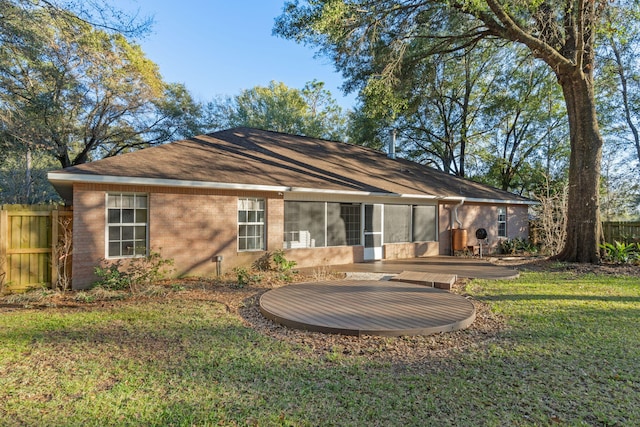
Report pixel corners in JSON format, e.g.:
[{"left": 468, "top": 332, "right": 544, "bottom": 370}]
[{"left": 554, "top": 71, "right": 603, "bottom": 263}]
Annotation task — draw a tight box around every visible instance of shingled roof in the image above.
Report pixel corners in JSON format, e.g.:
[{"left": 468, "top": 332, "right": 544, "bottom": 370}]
[{"left": 49, "top": 127, "right": 534, "bottom": 204}]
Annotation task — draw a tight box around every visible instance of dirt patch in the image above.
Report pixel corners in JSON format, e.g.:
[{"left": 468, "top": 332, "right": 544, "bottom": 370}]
[{"left": 490, "top": 256, "right": 640, "bottom": 277}]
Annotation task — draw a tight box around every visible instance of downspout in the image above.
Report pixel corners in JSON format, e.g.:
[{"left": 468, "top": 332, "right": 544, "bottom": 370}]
[
  {"left": 450, "top": 199, "right": 465, "bottom": 255},
  {"left": 453, "top": 199, "right": 464, "bottom": 229}
]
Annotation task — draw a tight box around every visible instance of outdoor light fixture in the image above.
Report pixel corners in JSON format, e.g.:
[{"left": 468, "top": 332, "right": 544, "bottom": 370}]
[{"left": 214, "top": 255, "right": 223, "bottom": 276}]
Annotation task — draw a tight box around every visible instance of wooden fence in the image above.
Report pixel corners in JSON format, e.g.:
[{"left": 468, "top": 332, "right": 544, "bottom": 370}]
[
  {"left": 0, "top": 205, "right": 72, "bottom": 293},
  {"left": 602, "top": 221, "right": 640, "bottom": 244}
]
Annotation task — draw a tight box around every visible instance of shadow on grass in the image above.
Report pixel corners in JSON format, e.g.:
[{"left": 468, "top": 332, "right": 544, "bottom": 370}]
[
  {"left": 480, "top": 293, "right": 640, "bottom": 303},
  {"left": 3, "top": 297, "right": 639, "bottom": 426}
]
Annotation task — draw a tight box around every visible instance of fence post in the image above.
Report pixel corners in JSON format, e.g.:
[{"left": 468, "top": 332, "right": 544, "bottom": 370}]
[
  {"left": 51, "top": 209, "right": 59, "bottom": 289},
  {"left": 1, "top": 209, "right": 7, "bottom": 289}
]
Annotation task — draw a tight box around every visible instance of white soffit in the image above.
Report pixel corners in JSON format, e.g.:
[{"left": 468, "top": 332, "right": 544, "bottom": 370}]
[
  {"left": 47, "top": 173, "right": 536, "bottom": 205},
  {"left": 47, "top": 173, "right": 290, "bottom": 193}
]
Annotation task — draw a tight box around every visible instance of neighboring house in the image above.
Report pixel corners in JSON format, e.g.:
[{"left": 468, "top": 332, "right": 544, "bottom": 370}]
[{"left": 48, "top": 127, "right": 535, "bottom": 289}]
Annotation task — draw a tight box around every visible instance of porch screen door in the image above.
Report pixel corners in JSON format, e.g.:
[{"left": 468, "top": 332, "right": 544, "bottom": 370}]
[{"left": 364, "top": 204, "right": 383, "bottom": 261}]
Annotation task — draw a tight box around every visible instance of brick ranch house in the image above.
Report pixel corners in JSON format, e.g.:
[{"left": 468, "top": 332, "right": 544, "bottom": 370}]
[{"left": 48, "top": 127, "right": 535, "bottom": 289}]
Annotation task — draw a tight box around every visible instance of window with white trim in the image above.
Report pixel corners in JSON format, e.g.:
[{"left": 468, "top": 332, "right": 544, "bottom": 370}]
[
  {"left": 238, "top": 198, "right": 265, "bottom": 251},
  {"left": 497, "top": 206, "right": 507, "bottom": 237},
  {"left": 106, "top": 193, "right": 148, "bottom": 258}
]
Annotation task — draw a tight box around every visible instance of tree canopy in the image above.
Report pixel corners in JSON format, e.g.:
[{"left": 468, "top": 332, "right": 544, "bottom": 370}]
[
  {"left": 205, "top": 80, "right": 346, "bottom": 140},
  {"left": 0, "top": 0, "right": 205, "bottom": 203},
  {"left": 275, "top": 0, "right": 640, "bottom": 263},
  {"left": 0, "top": 0, "right": 203, "bottom": 169}
]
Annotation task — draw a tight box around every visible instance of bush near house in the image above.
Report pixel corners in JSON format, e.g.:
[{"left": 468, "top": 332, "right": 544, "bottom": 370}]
[
  {"left": 498, "top": 237, "right": 539, "bottom": 256},
  {"left": 93, "top": 251, "right": 175, "bottom": 293}
]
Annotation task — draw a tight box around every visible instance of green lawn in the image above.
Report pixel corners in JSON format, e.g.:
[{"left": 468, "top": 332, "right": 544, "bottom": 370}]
[{"left": 1, "top": 271, "right": 639, "bottom": 426}]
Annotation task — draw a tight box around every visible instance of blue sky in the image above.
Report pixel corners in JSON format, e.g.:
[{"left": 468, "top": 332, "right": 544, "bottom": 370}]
[{"left": 114, "top": 1, "right": 356, "bottom": 110}]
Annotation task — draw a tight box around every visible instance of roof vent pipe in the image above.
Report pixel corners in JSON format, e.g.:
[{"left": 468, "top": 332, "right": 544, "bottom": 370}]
[{"left": 388, "top": 129, "right": 396, "bottom": 159}]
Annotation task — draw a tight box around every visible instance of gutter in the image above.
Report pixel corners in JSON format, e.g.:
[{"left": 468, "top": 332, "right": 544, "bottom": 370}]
[{"left": 47, "top": 172, "right": 290, "bottom": 193}]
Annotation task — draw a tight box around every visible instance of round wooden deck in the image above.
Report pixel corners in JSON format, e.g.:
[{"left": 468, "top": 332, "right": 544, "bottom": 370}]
[{"left": 259, "top": 280, "right": 476, "bottom": 337}]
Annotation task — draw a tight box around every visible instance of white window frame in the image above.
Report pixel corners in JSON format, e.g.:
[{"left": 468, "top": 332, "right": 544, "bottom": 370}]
[
  {"left": 238, "top": 197, "right": 265, "bottom": 251},
  {"left": 105, "top": 193, "right": 148, "bottom": 259},
  {"left": 497, "top": 206, "right": 507, "bottom": 238}
]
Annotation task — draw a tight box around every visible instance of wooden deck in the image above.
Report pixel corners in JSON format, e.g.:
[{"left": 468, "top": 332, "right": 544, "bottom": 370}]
[
  {"left": 300, "top": 256, "right": 520, "bottom": 280},
  {"left": 259, "top": 280, "right": 476, "bottom": 337},
  {"left": 390, "top": 271, "right": 457, "bottom": 289}
]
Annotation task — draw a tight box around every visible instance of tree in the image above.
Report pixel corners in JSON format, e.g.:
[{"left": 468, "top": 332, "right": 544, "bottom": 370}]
[
  {"left": 205, "top": 80, "right": 346, "bottom": 140},
  {"left": 348, "top": 40, "right": 568, "bottom": 194},
  {"left": 275, "top": 0, "right": 637, "bottom": 263},
  {"left": 474, "top": 49, "right": 568, "bottom": 193},
  {"left": 600, "top": 6, "right": 640, "bottom": 177},
  {"left": 9, "top": 0, "right": 153, "bottom": 36},
  {"left": 346, "top": 106, "right": 390, "bottom": 151},
  {"left": 300, "top": 80, "right": 347, "bottom": 140},
  {"left": 600, "top": 139, "right": 640, "bottom": 220},
  {"left": 0, "top": 1, "right": 203, "bottom": 169},
  {"left": 393, "top": 45, "right": 497, "bottom": 176},
  {"left": 0, "top": 144, "right": 61, "bottom": 203}
]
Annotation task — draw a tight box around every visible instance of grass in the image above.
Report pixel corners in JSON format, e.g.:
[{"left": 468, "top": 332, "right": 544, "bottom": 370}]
[{"left": 0, "top": 271, "right": 639, "bottom": 426}]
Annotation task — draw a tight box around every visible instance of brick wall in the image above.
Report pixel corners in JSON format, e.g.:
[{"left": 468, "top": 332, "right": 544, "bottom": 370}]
[
  {"left": 284, "top": 245, "right": 365, "bottom": 268},
  {"left": 438, "top": 202, "right": 530, "bottom": 255},
  {"left": 71, "top": 183, "right": 285, "bottom": 289},
  {"left": 72, "top": 187, "right": 106, "bottom": 288},
  {"left": 383, "top": 242, "right": 439, "bottom": 259},
  {"left": 70, "top": 182, "right": 530, "bottom": 288},
  {"left": 149, "top": 192, "right": 236, "bottom": 277},
  {"left": 507, "top": 205, "right": 530, "bottom": 240}
]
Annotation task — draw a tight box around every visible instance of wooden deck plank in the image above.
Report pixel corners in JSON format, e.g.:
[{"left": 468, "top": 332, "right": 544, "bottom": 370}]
[
  {"left": 260, "top": 280, "right": 476, "bottom": 337},
  {"left": 298, "top": 256, "right": 520, "bottom": 281},
  {"left": 390, "top": 271, "right": 457, "bottom": 290}
]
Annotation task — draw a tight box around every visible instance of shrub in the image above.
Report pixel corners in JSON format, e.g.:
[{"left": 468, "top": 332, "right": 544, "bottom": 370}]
[
  {"left": 245, "top": 250, "right": 297, "bottom": 284},
  {"left": 233, "top": 267, "right": 262, "bottom": 288},
  {"left": 498, "top": 238, "right": 539, "bottom": 255},
  {"left": 600, "top": 241, "right": 640, "bottom": 264},
  {"left": 94, "top": 251, "right": 174, "bottom": 293},
  {"left": 126, "top": 251, "right": 175, "bottom": 288},
  {"left": 498, "top": 239, "right": 517, "bottom": 255},
  {"left": 272, "top": 250, "right": 297, "bottom": 272},
  {"left": 94, "top": 264, "right": 131, "bottom": 291},
  {"left": 252, "top": 252, "right": 273, "bottom": 271}
]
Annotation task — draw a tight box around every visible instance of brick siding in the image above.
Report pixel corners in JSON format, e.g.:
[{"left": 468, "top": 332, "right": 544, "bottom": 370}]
[
  {"left": 70, "top": 183, "right": 530, "bottom": 288},
  {"left": 71, "top": 183, "right": 285, "bottom": 289},
  {"left": 438, "top": 202, "right": 530, "bottom": 255}
]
